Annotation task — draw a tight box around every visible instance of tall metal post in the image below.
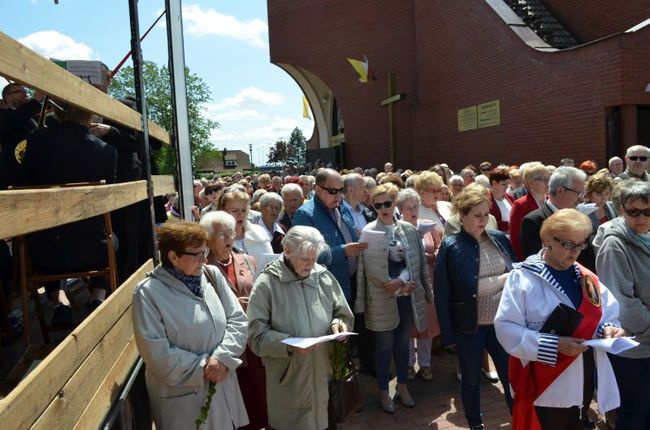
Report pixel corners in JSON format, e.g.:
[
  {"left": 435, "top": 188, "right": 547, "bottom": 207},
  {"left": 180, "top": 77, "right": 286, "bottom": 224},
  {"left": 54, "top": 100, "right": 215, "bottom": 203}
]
[
  {"left": 165, "top": 0, "right": 194, "bottom": 220},
  {"left": 128, "top": 0, "right": 159, "bottom": 264}
]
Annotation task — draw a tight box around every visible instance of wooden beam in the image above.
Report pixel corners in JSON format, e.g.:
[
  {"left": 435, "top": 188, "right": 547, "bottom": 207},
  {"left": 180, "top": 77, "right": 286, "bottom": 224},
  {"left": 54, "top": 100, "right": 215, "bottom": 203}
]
[
  {"left": 73, "top": 338, "right": 138, "bottom": 430},
  {"left": 0, "top": 32, "right": 170, "bottom": 145},
  {"left": 31, "top": 313, "right": 134, "bottom": 430},
  {"left": 0, "top": 260, "right": 153, "bottom": 430},
  {"left": 0, "top": 176, "right": 174, "bottom": 239}
]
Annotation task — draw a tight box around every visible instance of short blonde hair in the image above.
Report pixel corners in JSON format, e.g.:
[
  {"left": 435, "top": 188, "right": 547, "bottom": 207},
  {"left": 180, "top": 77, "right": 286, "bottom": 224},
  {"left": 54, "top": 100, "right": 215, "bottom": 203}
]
[
  {"left": 452, "top": 183, "right": 489, "bottom": 215},
  {"left": 522, "top": 162, "right": 547, "bottom": 185},
  {"left": 540, "top": 209, "right": 592, "bottom": 243},
  {"left": 371, "top": 183, "right": 399, "bottom": 201},
  {"left": 585, "top": 173, "right": 615, "bottom": 200},
  {"left": 218, "top": 185, "right": 250, "bottom": 210},
  {"left": 414, "top": 171, "right": 443, "bottom": 193}
]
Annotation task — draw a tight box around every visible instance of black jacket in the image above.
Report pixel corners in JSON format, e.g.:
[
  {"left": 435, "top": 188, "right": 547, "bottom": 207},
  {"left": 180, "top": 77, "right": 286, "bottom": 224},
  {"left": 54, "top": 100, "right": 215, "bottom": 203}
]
[{"left": 0, "top": 99, "right": 41, "bottom": 186}]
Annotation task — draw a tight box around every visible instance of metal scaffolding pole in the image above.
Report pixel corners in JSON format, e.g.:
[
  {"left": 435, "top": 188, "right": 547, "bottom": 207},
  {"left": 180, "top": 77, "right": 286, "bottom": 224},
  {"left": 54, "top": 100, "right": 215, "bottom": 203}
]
[{"left": 164, "top": 0, "right": 194, "bottom": 221}]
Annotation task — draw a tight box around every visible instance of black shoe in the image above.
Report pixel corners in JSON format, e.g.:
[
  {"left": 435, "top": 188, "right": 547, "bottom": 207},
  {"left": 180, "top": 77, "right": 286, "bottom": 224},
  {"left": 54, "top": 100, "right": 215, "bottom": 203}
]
[
  {"left": 87, "top": 299, "right": 103, "bottom": 312},
  {"left": 51, "top": 304, "right": 73, "bottom": 327}
]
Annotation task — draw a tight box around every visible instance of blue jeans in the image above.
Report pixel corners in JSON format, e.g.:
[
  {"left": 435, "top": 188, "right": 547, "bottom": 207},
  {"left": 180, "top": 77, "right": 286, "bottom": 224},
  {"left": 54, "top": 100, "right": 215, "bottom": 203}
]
[
  {"left": 609, "top": 354, "right": 650, "bottom": 430},
  {"left": 373, "top": 296, "right": 413, "bottom": 390},
  {"left": 455, "top": 325, "right": 513, "bottom": 427}
]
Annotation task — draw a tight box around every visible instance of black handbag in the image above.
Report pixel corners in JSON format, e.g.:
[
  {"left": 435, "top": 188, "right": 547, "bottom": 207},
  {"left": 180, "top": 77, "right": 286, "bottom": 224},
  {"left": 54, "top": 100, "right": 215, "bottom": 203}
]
[
  {"left": 540, "top": 303, "right": 583, "bottom": 336},
  {"left": 327, "top": 342, "right": 363, "bottom": 429}
]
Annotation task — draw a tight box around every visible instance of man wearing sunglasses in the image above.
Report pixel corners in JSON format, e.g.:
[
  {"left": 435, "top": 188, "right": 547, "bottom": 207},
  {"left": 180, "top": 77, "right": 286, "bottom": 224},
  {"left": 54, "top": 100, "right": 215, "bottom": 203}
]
[
  {"left": 0, "top": 83, "right": 44, "bottom": 188},
  {"left": 293, "top": 168, "right": 368, "bottom": 303},
  {"left": 618, "top": 145, "right": 649, "bottom": 182},
  {"left": 520, "top": 167, "right": 597, "bottom": 270}
]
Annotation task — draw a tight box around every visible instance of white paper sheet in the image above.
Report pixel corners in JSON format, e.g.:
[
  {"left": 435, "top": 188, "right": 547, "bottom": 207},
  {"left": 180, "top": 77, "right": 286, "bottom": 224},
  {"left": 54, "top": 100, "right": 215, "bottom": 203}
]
[
  {"left": 582, "top": 336, "right": 639, "bottom": 354},
  {"left": 576, "top": 203, "right": 598, "bottom": 216},
  {"left": 416, "top": 220, "right": 439, "bottom": 236},
  {"left": 358, "top": 229, "right": 385, "bottom": 248},
  {"left": 281, "top": 332, "right": 358, "bottom": 349}
]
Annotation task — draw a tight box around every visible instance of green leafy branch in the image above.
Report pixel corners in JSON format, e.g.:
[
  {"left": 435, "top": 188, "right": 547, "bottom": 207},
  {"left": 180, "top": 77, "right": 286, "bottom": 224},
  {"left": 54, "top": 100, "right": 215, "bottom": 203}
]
[{"left": 195, "top": 382, "right": 216, "bottom": 430}]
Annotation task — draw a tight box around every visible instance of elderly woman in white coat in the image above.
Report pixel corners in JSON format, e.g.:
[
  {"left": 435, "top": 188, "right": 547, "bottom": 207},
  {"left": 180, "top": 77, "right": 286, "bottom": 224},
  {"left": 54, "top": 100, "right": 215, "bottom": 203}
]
[
  {"left": 132, "top": 222, "right": 249, "bottom": 430},
  {"left": 495, "top": 209, "right": 624, "bottom": 430},
  {"left": 247, "top": 225, "right": 353, "bottom": 430},
  {"left": 356, "top": 183, "right": 433, "bottom": 414}
]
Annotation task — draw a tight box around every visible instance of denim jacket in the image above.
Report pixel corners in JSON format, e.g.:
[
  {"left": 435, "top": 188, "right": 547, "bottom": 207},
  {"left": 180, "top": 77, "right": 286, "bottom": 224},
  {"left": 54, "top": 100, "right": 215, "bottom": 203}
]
[{"left": 434, "top": 229, "right": 515, "bottom": 346}]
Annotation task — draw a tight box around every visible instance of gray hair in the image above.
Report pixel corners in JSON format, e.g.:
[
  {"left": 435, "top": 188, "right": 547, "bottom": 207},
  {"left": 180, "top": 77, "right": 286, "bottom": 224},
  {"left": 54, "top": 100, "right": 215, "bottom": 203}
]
[
  {"left": 396, "top": 188, "right": 420, "bottom": 209},
  {"left": 281, "top": 183, "right": 303, "bottom": 198},
  {"left": 199, "top": 211, "right": 236, "bottom": 237},
  {"left": 260, "top": 192, "right": 283, "bottom": 207},
  {"left": 281, "top": 225, "right": 329, "bottom": 258},
  {"left": 608, "top": 156, "right": 623, "bottom": 168},
  {"left": 448, "top": 175, "right": 464, "bottom": 185},
  {"left": 475, "top": 174, "right": 490, "bottom": 188},
  {"left": 626, "top": 145, "right": 650, "bottom": 157},
  {"left": 363, "top": 176, "right": 376, "bottom": 189},
  {"left": 549, "top": 166, "right": 587, "bottom": 196},
  {"left": 251, "top": 189, "right": 267, "bottom": 204},
  {"left": 299, "top": 175, "right": 315, "bottom": 186},
  {"left": 618, "top": 179, "right": 650, "bottom": 209},
  {"left": 343, "top": 173, "right": 364, "bottom": 193}
]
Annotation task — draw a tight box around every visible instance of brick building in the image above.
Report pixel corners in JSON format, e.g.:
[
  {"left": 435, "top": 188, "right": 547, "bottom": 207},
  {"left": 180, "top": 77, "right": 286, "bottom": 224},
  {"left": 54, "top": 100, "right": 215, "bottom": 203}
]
[{"left": 268, "top": 0, "right": 650, "bottom": 171}]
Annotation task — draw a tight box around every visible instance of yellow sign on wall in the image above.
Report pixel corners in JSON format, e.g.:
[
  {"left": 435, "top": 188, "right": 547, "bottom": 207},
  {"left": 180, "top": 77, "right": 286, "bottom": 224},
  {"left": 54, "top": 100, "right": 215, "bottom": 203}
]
[
  {"left": 457, "top": 106, "right": 477, "bottom": 132},
  {"left": 478, "top": 100, "right": 500, "bottom": 128}
]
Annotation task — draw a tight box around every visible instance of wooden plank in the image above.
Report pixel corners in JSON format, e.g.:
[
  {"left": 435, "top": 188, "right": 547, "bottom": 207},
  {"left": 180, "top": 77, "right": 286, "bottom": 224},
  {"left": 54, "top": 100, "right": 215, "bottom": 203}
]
[
  {"left": 0, "top": 260, "right": 153, "bottom": 430},
  {"left": 152, "top": 174, "right": 176, "bottom": 196},
  {"left": 0, "top": 181, "right": 147, "bottom": 239},
  {"left": 31, "top": 313, "right": 135, "bottom": 430},
  {"left": 0, "top": 32, "right": 170, "bottom": 145},
  {"left": 73, "top": 338, "right": 138, "bottom": 430}
]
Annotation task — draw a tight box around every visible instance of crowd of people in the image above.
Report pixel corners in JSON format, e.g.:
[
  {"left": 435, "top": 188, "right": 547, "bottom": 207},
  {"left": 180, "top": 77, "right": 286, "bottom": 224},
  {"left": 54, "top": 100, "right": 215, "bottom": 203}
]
[
  {"left": 132, "top": 147, "right": 650, "bottom": 430},
  {"left": 3, "top": 83, "right": 650, "bottom": 430}
]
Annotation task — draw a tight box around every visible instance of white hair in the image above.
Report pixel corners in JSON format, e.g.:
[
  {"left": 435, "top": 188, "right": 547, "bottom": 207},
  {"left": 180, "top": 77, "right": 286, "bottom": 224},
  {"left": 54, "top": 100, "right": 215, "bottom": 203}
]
[
  {"left": 260, "top": 192, "right": 283, "bottom": 207},
  {"left": 281, "top": 183, "right": 303, "bottom": 198},
  {"left": 475, "top": 174, "right": 490, "bottom": 188},
  {"left": 199, "top": 211, "right": 236, "bottom": 237},
  {"left": 395, "top": 188, "right": 420, "bottom": 209},
  {"left": 282, "top": 226, "right": 328, "bottom": 258},
  {"left": 608, "top": 156, "right": 623, "bottom": 167},
  {"left": 549, "top": 166, "right": 587, "bottom": 196},
  {"left": 251, "top": 189, "right": 267, "bottom": 204}
]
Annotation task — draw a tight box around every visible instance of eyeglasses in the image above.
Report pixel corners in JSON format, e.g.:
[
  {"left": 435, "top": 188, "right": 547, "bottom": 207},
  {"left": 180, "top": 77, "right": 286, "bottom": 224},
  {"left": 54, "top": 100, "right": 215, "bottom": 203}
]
[
  {"left": 532, "top": 177, "right": 549, "bottom": 182},
  {"left": 553, "top": 237, "right": 588, "bottom": 251},
  {"left": 628, "top": 156, "right": 648, "bottom": 162},
  {"left": 214, "top": 231, "right": 237, "bottom": 240},
  {"left": 373, "top": 200, "right": 393, "bottom": 210},
  {"left": 624, "top": 207, "right": 650, "bottom": 217},
  {"left": 563, "top": 185, "right": 585, "bottom": 199},
  {"left": 179, "top": 249, "right": 209, "bottom": 259},
  {"left": 317, "top": 184, "right": 344, "bottom": 195}
]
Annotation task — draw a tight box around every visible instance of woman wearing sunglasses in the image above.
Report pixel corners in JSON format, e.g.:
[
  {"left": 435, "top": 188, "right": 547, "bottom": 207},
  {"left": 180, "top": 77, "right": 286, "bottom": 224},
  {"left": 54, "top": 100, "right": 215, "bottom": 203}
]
[
  {"left": 435, "top": 186, "right": 515, "bottom": 429},
  {"left": 595, "top": 180, "right": 650, "bottom": 429},
  {"left": 356, "top": 183, "right": 433, "bottom": 413},
  {"left": 496, "top": 209, "right": 623, "bottom": 430}
]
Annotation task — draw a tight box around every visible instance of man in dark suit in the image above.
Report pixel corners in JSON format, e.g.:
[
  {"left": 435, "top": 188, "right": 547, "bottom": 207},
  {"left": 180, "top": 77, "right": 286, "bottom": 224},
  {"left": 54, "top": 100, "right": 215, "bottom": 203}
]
[
  {"left": 520, "top": 166, "right": 595, "bottom": 270},
  {"left": 19, "top": 104, "right": 117, "bottom": 326}
]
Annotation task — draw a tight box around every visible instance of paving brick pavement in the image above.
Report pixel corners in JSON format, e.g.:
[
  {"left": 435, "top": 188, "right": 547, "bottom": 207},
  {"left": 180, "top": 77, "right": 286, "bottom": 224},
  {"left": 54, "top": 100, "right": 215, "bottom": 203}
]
[{"left": 340, "top": 350, "right": 610, "bottom": 429}]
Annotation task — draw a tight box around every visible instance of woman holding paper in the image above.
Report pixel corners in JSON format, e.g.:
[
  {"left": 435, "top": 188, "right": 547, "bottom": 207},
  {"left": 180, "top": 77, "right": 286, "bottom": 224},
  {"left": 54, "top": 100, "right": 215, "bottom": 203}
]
[
  {"left": 594, "top": 180, "right": 650, "bottom": 430},
  {"left": 434, "top": 185, "right": 515, "bottom": 429},
  {"left": 356, "top": 183, "right": 433, "bottom": 413},
  {"left": 396, "top": 188, "right": 442, "bottom": 381},
  {"left": 495, "top": 209, "right": 624, "bottom": 430},
  {"left": 247, "top": 226, "right": 353, "bottom": 430}
]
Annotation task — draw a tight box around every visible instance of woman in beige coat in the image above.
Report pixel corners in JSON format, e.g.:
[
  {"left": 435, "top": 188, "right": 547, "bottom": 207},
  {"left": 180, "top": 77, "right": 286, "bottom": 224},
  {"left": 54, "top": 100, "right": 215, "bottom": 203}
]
[
  {"left": 356, "top": 183, "right": 433, "bottom": 413},
  {"left": 132, "top": 222, "right": 249, "bottom": 430},
  {"left": 247, "top": 226, "right": 354, "bottom": 430}
]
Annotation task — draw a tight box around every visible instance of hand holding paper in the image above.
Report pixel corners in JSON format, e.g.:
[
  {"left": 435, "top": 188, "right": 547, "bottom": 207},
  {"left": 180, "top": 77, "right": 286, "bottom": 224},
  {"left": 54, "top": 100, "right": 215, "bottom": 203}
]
[
  {"left": 582, "top": 336, "right": 639, "bottom": 355},
  {"left": 282, "top": 332, "right": 358, "bottom": 350}
]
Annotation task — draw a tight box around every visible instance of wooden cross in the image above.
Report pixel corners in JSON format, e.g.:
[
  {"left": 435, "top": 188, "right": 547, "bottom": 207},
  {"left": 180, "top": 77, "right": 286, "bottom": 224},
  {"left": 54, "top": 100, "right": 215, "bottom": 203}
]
[{"left": 380, "top": 73, "right": 406, "bottom": 164}]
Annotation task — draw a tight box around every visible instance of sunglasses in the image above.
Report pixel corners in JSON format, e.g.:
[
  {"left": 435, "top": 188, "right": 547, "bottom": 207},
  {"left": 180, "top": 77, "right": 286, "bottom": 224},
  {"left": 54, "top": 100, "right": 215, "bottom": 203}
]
[
  {"left": 628, "top": 156, "right": 648, "bottom": 162},
  {"left": 553, "top": 237, "right": 588, "bottom": 251},
  {"left": 373, "top": 200, "right": 393, "bottom": 210},
  {"left": 180, "top": 249, "right": 209, "bottom": 259},
  {"left": 317, "top": 184, "right": 344, "bottom": 195},
  {"left": 624, "top": 207, "right": 650, "bottom": 217}
]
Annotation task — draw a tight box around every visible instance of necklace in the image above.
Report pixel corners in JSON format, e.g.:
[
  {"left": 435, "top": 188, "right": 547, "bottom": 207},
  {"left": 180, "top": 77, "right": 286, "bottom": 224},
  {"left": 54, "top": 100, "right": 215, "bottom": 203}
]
[{"left": 217, "top": 255, "right": 233, "bottom": 267}]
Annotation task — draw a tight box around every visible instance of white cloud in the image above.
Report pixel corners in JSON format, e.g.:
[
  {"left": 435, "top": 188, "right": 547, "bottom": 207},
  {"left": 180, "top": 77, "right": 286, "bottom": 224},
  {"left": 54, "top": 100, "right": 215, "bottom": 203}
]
[
  {"left": 210, "top": 87, "right": 284, "bottom": 111},
  {"left": 182, "top": 4, "right": 268, "bottom": 48},
  {"left": 211, "top": 117, "right": 298, "bottom": 143},
  {"left": 213, "top": 109, "right": 267, "bottom": 121},
  {"left": 18, "top": 31, "right": 94, "bottom": 60}
]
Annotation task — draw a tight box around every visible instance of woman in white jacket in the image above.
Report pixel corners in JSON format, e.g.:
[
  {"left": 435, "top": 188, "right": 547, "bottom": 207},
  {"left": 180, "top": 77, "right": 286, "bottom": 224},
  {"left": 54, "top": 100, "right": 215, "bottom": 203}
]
[{"left": 495, "top": 209, "right": 624, "bottom": 430}]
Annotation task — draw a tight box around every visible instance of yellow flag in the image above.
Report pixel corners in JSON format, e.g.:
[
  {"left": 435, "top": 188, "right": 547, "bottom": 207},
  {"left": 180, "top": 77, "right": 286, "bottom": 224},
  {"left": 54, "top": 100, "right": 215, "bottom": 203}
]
[
  {"left": 347, "top": 55, "right": 374, "bottom": 83},
  {"left": 302, "top": 95, "right": 311, "bottom": 119}
]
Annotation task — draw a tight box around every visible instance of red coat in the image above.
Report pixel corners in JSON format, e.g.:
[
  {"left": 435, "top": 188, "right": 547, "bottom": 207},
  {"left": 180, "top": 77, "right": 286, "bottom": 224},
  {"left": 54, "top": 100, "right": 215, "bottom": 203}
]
[
  {"left": 509, "top": 193, "right": 540, "bottom": 261},
  {"left": 489, "top": 192, "right": 515, "bottom": 233}
]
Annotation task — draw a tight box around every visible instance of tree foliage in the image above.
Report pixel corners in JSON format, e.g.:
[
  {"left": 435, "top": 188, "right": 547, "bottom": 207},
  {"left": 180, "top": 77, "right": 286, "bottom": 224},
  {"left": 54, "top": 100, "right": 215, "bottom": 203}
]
[
  {"left": 267, "top": 139, "right": 289, "bottom": 164},
  {"left": 109, "top": 61, "right": 219, "bottom": 174},
  {"left": 287, "top": 127, "right": 306, "bottom": 165}
]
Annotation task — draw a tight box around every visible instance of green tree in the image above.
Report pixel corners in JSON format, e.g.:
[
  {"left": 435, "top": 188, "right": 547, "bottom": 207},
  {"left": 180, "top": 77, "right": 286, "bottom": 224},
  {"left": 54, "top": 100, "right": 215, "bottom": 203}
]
[
  {"left": 267, "top": 139, "right": 289, "bottom": 164},
  {"left": 287, "top": 127, "right": 306, "bottom": 165},
  {"left": 109, "top": 61, "right": 219, "bottom": 174}
]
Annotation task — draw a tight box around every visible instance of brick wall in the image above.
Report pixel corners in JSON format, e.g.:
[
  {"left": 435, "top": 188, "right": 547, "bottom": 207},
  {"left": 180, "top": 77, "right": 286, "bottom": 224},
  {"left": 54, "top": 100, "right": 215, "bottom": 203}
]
[{"left": 268, "top": 0, "right": 650, "bottom": 171}]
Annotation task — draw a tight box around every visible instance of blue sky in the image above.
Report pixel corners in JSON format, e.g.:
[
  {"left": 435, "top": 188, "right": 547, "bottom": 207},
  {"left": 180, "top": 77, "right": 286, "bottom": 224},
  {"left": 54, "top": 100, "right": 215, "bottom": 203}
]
[{"left": 1, "top": 0, "right": 313, "bottom": 165}]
